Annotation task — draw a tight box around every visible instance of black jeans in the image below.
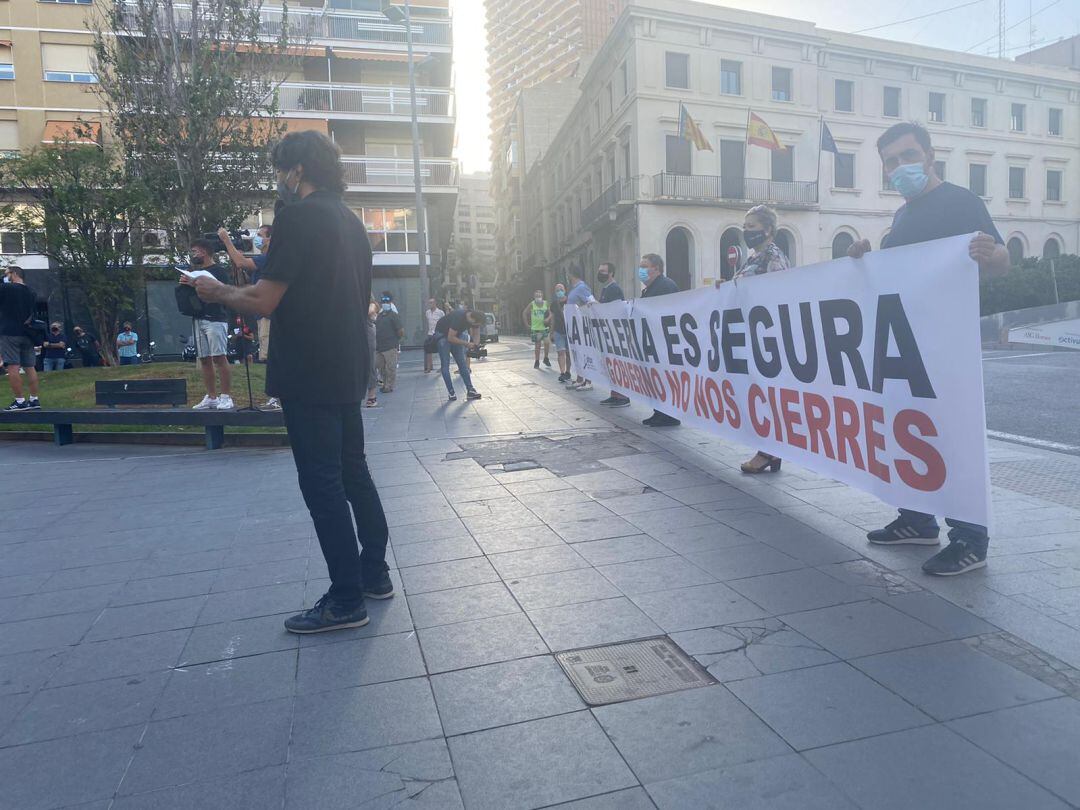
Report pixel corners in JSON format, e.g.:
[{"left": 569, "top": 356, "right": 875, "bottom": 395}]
[
  {"left": 898, "top": 509, "right": 989, "bottom": 548},
  {"left": 281, "top": 400, "right": 389, "bottom": 604}
]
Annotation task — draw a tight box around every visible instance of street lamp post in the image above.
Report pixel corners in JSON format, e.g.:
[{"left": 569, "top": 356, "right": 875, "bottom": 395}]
[{"left": 382, "top": 0, "right": 430, "bottom": 320}]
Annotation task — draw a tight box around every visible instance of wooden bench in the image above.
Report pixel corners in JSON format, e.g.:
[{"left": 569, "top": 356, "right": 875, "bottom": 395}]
[
  {"left": 0, "top": 407, "right": 284, "bottom": 450},
  {"left": 96, "top": 378, "right": 189, "bottom": 408}
]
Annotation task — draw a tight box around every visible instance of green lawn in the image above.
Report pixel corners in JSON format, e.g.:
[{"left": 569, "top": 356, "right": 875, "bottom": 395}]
[{"left": 1, "top": 362, "right": 283, "bottom": 434}]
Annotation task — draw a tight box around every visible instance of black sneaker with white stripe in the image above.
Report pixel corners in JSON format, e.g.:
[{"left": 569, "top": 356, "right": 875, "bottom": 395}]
[
  {"left": 867, "top": 517, "right": 940, "bottom": 546},
  {"left": 922, "top": 536, "right": 987, "bottom": 576}
]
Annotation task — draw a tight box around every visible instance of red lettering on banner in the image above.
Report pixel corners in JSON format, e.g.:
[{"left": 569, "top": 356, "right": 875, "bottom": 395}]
[
  {"left": 894, "top": 409, "right": 947, "bottom": 491},
  {"left": 649, "top": 369, "right": 666, "bottom": 402},
  {"left": 665, "top": 371, "right": 683, "bottom": 410},
  {"left": 778, "top": 388, "right": 807, "bottom": 450},
  {"left": 803, "top": 393, "right": 835, "bottom": 459},
  {"left": 766, "top": 386, "right": 783, "bottom": 441},
  {"left": 748, "top": 385, "right": 770, "bottom": 438},
  {"left": 722, "top": 380, "right": 741, "bottom": 428},
  {"left": 863, "top": 402, "right": 890, "bottom": 482},
  {"left": 834, "top": 397, "right": 866, "bottom": 470}
]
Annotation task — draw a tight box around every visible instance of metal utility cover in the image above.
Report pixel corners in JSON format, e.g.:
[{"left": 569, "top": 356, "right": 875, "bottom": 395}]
[{"left": 556, "top": 636, "right": 716, "bottom": 706}]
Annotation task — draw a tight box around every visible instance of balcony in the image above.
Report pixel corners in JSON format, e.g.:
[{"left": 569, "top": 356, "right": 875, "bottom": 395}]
[
  {"left": 278, "top": 82, "right": 453, "bottom": 121},
  {"left": 118, "top": 3, "right": 451, "bottom": 49},
  {"left": 582, "top": 178, "right": 639, "bottom": 229},
  {"left": 341, "top": 157, "right": 457, "bottom": 192},
  {"left": 652, "top": 173, "right": 818, "bottom": 206}
]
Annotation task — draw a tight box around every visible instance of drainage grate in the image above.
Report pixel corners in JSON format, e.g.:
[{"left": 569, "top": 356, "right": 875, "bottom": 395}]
[{"left": 556, "top": 636, "right": 716, "bottom": 706}]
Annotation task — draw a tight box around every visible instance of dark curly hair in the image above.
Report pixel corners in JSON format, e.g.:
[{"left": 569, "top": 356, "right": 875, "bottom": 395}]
[{"left": 271, "top": 130, "right": 346, "bottom": 194}]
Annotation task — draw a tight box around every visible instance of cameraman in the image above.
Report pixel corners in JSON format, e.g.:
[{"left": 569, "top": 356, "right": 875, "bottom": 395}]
[
  {"left": 188, "top": 238, "right": 234, "bottom": 410},
  {"left": 433, "top": 307, "right": 483, "bottom": 402}
]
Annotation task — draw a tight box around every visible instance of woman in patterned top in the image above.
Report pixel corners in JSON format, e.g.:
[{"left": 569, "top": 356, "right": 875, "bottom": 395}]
[{"left": 733, "top": 204, "right": 792, "bottom": 474}]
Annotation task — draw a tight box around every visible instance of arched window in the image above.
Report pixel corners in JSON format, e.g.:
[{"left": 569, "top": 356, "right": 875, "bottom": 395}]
[
  {"left": 1007, "top": 236, "right": 1024, "bottom": 266},
  {"left": 665, "top": 227, "right": 693, "bottom": 291},
  {"left": 832, "top": 232, "right": 855, "bottom": 259},
  {"left": 775, "top": 229, "right": 795, "bottom": 264},
  {"left": 1043, "top": 238, "right": 1062, "bottom": 259},
  {"left": 719, "top": 227, "right": 742, "bottom": 280}
]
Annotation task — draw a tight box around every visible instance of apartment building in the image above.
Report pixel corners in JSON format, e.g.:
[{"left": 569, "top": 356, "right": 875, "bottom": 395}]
[
  {"left": 522, "top": 0, "right": 1080, "bottom": 298},
  {"left": 0, "top": 0, "right": 457, "bottom": 341}
]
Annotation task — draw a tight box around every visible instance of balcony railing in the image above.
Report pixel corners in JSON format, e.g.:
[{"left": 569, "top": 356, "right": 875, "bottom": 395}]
[
  {"left": 581, "top": 177, "right": 639, "bottom": 228},
  {"left": 118, "top": 3, "right": 451, "bottom": 47},
  {"left": 341, "top": 157, "right": 457, "bottom": 189},
  {"left": 278, "top": 82, "right": 453, "bottom": 118},
  {"left": 652, "top": 173, "right": 818, "bottom": 205}
]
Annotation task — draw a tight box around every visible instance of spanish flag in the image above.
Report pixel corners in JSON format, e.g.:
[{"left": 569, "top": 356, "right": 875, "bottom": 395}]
[
  {"left": 678, "top": 103, "right": 713, "bottom": 152},
  {"left": 747, "top": 111, "right": 784, "bottom": 151}
]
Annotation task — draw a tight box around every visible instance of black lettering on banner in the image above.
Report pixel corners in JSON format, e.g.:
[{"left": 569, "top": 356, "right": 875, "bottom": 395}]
[
  {"left": 707, "top": 310, "right": 722, "bottom": 373},
  {"left": 580, "top": 317, "right": 593, "bottom": 348},
  {"left": 721, "top": 309, "right": 748, "bottom": 374},
  {"left": 749, "top": 306, "right": 781, "bottom": 378},
  {"left": 872, "top": 294, "right": 936, "bottom": 399},
  {"left": 599, "top": 319, "right": 616, "bottom": 354},
  {"left": 661, "top": 315, "right": 682, "bottom": 365},
  {"left": 626, "top": 320, "right": 643, "bottom": 361},
  {"left": 612, "top": 320, "right": 628, "bottom": 358},
  {"left": 680, "top": 314, "right": 701, "bottom": 368},
  {"left": 640, "top": 321, "right": 659, "bottom": 363},
  {"left": 779, "top": 302, "right": 819, "bottom": 383},
  {"left": 820, "top": 299, "right": 870, "bottom": 390},
  {"left": 569, "top": 317, "right": 581, "bottom": 346}
]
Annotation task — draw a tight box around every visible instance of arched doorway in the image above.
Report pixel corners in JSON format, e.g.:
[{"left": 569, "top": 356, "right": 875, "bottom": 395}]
[
  {"left": 1043, "top": 237, "right": 1062, "bottom": 259},
  {"left": 1007, "top": 236, "right": 1024, "bottom": 265},
  {"left": 719, "top": 227, "right": 742, "bottom": 280},
  {"left": 775, "top": 229, "right": 795, "bottom": 265},
  {"left": 665, "top": 227, "right": 693, "bottom": 290},
  {"left": 832, "top": 232, "right": 855, "bottom": 259}
]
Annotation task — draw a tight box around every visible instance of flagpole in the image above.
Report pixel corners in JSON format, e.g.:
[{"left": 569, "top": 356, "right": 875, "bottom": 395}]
[
  {"left": 816, "top": 115, "right": 824, "bottom": 204},
  {"left": 743, "top": 107, "right": 751, "bottom": 201}
]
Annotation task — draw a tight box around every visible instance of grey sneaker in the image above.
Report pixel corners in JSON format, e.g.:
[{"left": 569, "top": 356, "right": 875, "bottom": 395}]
[
  {"left": 362, "top": 570, "right": 395, "bottom": 600},
  {"left": 284, "top": 595, "right": 368, "bottom": 634}
]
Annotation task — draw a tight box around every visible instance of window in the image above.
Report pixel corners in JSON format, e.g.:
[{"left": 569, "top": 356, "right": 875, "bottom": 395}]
[
  {"left": 772, "top": 67, "right": 792, "bottom": 101},
  {"left": 476, "top": 222, "right": 495, "bottom": 235},
  {"left": 835, "top": 79, "right": 854, "bottom": 112},
  {"left": 1048, "top": 108, "right": 1062, "bottom": 136},
  {"left": 41, "top": 44, "right": 96, "bottom": 83},
  {"left": 0, "top": 232, "right": 24, "bottom": 255},
  {"left": 971, "top": 98, "right": 987, "bottom": 128},
  {"left": 832, "top": 232, "right": 855, "bottom": 259},
  {"left": 1008, "top": 166, "right": 1025, "bottom": 199},
  {"left": 883, "top": 86, "right": 900, "bottom": 118},
  {"left": 594, "top": 99, "right": 601, "bottom": 129},
  {"left": 39, "top": 0, "right": 94, "bottom": 4},
  {"left": 606, "top": 82, "right": 613, "bottom": 116},
  {"left": 1046, "top": 169, "right": 1062, "bottom": 202},
  {"left": 834, "top": 153, "right": 855, "bottom": 188},
  {"left": 933, "top": 160, "right": 946, "bottom": 182},
  {"left": 1007, "top": 237, "right": 1024, "bottom": 265},
  {"left": 665, "top": 134, "right": 691, "bottom": 175},
  {"left": 1044, "top": 238, "right": 1062, "bottom": 259},
  {"left": 359, "top": 207, "right": 425, "bottom": 253},
  {"left": 457, "top": 204, "right": 470, "bottom": 216},
  {"left": 458, "top": 221, "right": 471, "bottom": 233},
  {"left": 476, "top": 206, "right": 494, "bottom": 217},
  {"left": 0, "top": 63, "right": 13, "bottom": 81},
  {"left": 969, "top": 164, "right": 987, "bottom": 197},
  {"left": 928, "top": 92, "right": 945, "bottom": 123},
  {"left": 771, "top": 147, "right": 793, "bottom": 183},
  {"left": 665, "top": 52, "right": 688, "bottom": 89},
  {"left": 720, "top": 60, "right": 741, "bottom": 95},
  {"left": 1011, "top": 103, "right": 1025, "bottom": 132}
]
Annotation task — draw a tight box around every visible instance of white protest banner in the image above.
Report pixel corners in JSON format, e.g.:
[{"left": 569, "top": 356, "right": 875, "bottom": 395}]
[{"left": 567, "top": 234, "right": 991, "bottom": 526}]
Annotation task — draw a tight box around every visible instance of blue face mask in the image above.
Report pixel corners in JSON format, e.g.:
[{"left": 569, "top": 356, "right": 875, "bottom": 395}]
[
  {"left": 555, "top": 290, "right": 566, "bottom": 300},
  {"left": 889, "top": 163, "right": 929, "bottom": 198},
  {"left": 252, "top": 235, "right": 264, "bottom": 251},
  {"left": 637, "top": 266, "right": 650, "bottom": 283}
]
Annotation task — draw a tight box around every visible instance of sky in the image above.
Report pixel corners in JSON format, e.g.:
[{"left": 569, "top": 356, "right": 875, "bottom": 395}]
[{"left": 450, "top": 0, "right": 1080, "bottom": 175}]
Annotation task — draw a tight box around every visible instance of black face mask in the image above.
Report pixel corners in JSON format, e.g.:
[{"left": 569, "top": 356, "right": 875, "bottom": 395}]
[
  {"left": 742, "top": 229, "right": 768, "bottom": 249},
  {"left": 598, "top": 273, "right": 610, "bottom": 284}
]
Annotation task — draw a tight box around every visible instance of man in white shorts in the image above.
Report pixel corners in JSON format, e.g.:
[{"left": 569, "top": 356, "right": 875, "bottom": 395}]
[{"left": 188, "top": 238, "right": 235, "bottom": 410}]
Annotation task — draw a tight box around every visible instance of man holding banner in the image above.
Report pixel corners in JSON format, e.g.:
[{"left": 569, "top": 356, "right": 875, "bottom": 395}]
[
  {"left": 638, "top": 253, "right": 681, "bottom": 428},
  {"left": 849, "top": 121, "right": 1008, "bottom": 576}
]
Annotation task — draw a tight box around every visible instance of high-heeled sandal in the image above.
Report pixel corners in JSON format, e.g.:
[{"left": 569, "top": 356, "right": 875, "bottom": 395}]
[{"left": 741, "top": 452, "right": 782, "bottom": 474}]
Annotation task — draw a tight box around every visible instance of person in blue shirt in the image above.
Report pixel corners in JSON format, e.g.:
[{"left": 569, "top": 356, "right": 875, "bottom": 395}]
[
  {"left": 116, "top": 322, "right": 139, "bottom": 365},
  {"left": 564, "top": 265, "right": 596, "bottom": 391}
]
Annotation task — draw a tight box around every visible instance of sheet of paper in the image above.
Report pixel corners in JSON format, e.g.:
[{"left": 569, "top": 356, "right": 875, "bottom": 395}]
[{"left": 179, "top": 269, "right": 216, "bottom": 280}]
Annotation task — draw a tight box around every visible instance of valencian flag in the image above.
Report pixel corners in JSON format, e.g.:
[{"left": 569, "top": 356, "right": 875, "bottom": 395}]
[
  {"left": 678, "top": 103, "right": 713, "bottom": 151},
  {"left": 746, "top": 111, "right": 784, "bottom": 150},
  {"left": 820, "top": 120, "right": 840, "bottom": 154}
]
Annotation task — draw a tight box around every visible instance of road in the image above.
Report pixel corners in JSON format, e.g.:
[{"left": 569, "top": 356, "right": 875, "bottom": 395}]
[{"left": 983, "top": 348, "right": 1080, "bottom": 452}]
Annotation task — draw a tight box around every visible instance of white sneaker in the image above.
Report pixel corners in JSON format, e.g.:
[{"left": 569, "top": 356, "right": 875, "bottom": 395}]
[
  {"left": 576, "top": 382, "right": 593, "bottom": 391},
  {"left": 216, "top": 394, "right": 235, "bottom": 410},
  {"left": 193, "top": 395, "right": 218, "bottom": 410},
  {"left": 262, "top": 397, "right": 281, "bottom": 411}
]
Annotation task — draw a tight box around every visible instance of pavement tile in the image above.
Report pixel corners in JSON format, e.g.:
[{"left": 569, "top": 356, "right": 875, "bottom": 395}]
[
  {"left": 0, "top": 610, "right": 99, "bottom": 655},
  {"left": 727, "top": 569, "right": 866, "bottom": 615},
  {"left": 727, "top": 662, "right": 932, "bottom": 750},
  {"left": 296, "top": 632, "right": 426, "bottom": 693},
  {"left": 649, "top": 522, "right": 756, "bottom": 555},
  {"left": 684, "top": 543, "right": 805, "bottom": 581},
  {"left": 594, "top": 492, "right": 683, "bottom": 515},
  {"left": 670, "top": 619, "right": 837, "bottom": 681},
  {"left": 418, "top": 612, "right": 549, "bottom": 673},
  {"left": 631, "top": 583, "right": 770, "bottom": 633},
  {"left": 528, "top": 597, "right": 663, "bottom": 651},
  {"left": 805, "top": 725, "right": 1071, "bottom": 810},
  {"left": 503, "top": 477, "right": 576, "bottom": 496},
  {"left": 210, "top": 557, "right": 309, "bottom": 593},
  {"left": 110, "top": 571, "right": 217, "bottom": 607},
  {"left": 0, "top": 572, "right": 52, "bottom": 599},
  {"left": 781, "top": 600, "right": 947, "bottom": 659},
  {"left": 471, "top": 525, "right": 565, "bottom": 555},
  {"left": 390, "top": 518, "right": 470, "bottom": 546},
  {"left": 597, "top": 556, "right": 717, "bottom": 594},
  {"left": 431, "top": 655, "right": 583, "bottom": 735},
  {"left": 156, "top": 649, "right": 297, "bottom": 718},
  {"left": 463, "top": 510, "right": 545, "bottom": 535},
  {"left": 85, "top": 596, "right": 206, "bottom": 642},
  {"left": 949, "top": 697, "right": 1080, "bottom": 807},
  {"left": 179, "top": 613, "right": 298, "bottom": 666},
  {"left": 0, "top": 725, "right": 142, "bottom": 810},
  {"left": 284, "top": 740, "right": 462, "bottom": 810},
  {"left": 665, "top": 484, "right": 754, "bottom": 506},
  {"left": 852, "top": 640, "right": 1062, "bottom": 721},
  {"left": 646, "top": 753, "right": 859, "bottom": 810},
  {"left": 550, "top": 516, "right": 642, "bottom": 544},
  {"left": 623, "top": 507, "right": 718, "bottom": 535},
  {"left": 507, "top": 568, "right": 622, "bottom": 609},
  {"left": 400, "top": 556, "right": 500, "bottom": 595},
  {"left": 449, "top": 711, "right": 637, "bottom": 810},
  {"left": 544, "top": 787, "right": 656, "bottom": 809},
  {"left": 197, "top": 581, "right": 306, "bottom": 625},
  {"left": 386, "top": 504, "right": 461, "bottom": 528},
  {"left": 112, "top": 765, "right": 286, "bottom": 810},
  {"left": 0, "top": 583, "right": 120, "bottom": 624},
  {"left": 132, "top": 550, "right": 227, "bottom": 581},
  {"left": 0, "top": 647, "right": 66, "bottom": 695},
  {"left": 488, "top": 543, "right": 589, "bottom": 579},
  {"left": 120, "top": 698, "right": 292, "bottom": 795},
  {"left": 407, "top": 581, "right": 520, "bottom": 629},
  {"left": 393, "top": 535, "right": 484, "bottom": 568},
  {"left": 573, "top": 535, "right": 674, "bottom": 566},
  {"left": 291, "top": 678, "right": 442, "bottom": 758},
  {"left": 593, "top": 685, "right": 791, "bottom": 783}
]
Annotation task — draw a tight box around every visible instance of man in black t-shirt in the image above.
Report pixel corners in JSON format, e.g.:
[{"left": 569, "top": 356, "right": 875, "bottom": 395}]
[
  {"left": 187, "top": 131, "right": 391, "bottom": 634},
  {"left": 596, "top": 262, "right": 630, "bottom": 408},
  {"left": 1, "top": 266, "right": 42, "bottom": 410},
  {"left": 433, "top": 307, "right": 483, "bottom": 402},
  {"left": 847, "top": 121, "right": 1008, "bottom": 577},
  {"left": 639, "top": 254, "right": 680, "bottom": 427},
  {"left": 72, "top": 325, "right": 102, "bottom": 367}
]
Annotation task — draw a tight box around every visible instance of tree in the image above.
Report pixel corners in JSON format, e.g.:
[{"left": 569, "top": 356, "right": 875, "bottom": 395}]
[
  {"left": 92, "top": 0, "right": 306, "bottom": 249},
  {"left": 0, "top": 138, "right": 153, "bottom": 363}
]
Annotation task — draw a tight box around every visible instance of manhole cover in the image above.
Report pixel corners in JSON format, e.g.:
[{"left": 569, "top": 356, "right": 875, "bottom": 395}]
[{"left": 556, "top": 636, "right": 716, "bottom": 706}]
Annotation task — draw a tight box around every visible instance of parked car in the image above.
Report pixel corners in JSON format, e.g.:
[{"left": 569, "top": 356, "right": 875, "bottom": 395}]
[{"left": 480, "top": 312, "right": 499, "bottom": 343}]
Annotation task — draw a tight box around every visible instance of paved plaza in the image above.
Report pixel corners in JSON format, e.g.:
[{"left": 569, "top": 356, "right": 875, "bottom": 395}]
[{"left": 3, "top": 339, "right": 1080, "bottom": 809}]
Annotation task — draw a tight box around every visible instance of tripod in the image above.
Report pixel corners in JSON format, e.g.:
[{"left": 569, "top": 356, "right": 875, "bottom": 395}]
[{"left": 233, "top": 314, "right": 257, "bottom": 412}]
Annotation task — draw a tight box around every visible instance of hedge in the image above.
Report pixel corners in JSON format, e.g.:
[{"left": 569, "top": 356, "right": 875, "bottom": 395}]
[{"left": 980, "top": 254, "right": 1080, "bottom": 316}]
